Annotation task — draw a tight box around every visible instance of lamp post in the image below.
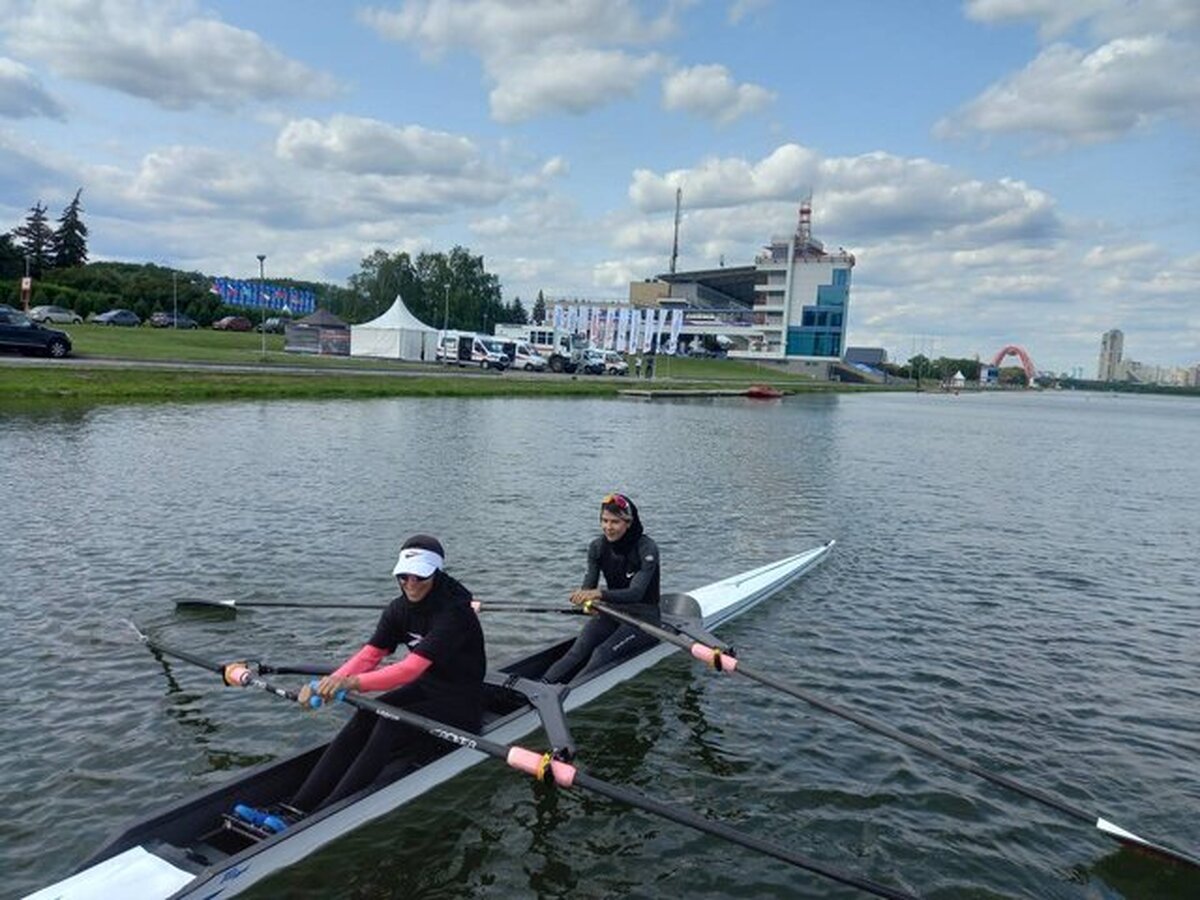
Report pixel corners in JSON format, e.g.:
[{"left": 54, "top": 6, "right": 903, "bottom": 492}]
[
  {"left": 441, "top": 282, "right": 450, "bottom": 365},
  {"left": 257, "top": 254, "right": 266, "bottom": 358},
  {"left": 172, "top": 269, "right": 178, "bottom": 329}
]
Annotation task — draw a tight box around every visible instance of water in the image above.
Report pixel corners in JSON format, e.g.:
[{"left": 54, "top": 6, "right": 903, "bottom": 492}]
[{"left": 1, "top": 391, "right": 1197, "bottom": 899}]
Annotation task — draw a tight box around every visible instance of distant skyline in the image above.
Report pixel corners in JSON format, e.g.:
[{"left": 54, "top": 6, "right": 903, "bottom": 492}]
[{"left": 1, "top": 0, "right": 1196, "bottom": 372}]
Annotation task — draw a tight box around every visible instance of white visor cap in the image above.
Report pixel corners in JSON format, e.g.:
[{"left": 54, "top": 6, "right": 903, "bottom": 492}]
[{"left": 392, "top": 546, "right": 444, "bottom": 578}]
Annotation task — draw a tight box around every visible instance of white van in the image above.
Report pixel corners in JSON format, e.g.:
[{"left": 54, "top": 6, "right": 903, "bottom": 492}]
[
  {"left": 437, "top": 332, "right": 510, "bottom": 370},
  {"left": 510, "top": 340, "right": 547, "bottom": 371}
]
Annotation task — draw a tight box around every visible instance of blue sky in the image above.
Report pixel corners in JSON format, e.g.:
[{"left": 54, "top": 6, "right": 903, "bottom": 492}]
[{"left": 1, "top": 0, "right": 1196, "bottom": 373}]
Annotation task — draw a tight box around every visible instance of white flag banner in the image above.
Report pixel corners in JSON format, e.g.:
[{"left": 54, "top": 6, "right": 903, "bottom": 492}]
[
  {"left": 604, "top": 308, "right": 619, "bottom": 349},
  {"left": 667, "top": 309, "right": 683, "bottom": 354},
  {"left": 616, "top": 307, "right": 630, "bottom": 352},
  {"left": 568, "top": 305, "right": 579, "bottom": 333},
  {"left": 553, "top": 304, "right": 565, "bottom": 331},
  {"left": 628, "top": 308, "right": 640, "bottom": 352},
  {"left": 655, "top": 308, "right": 669, "bottom": 353},
  {"left": 641, "top": 308, "right": 655, "bottom": 353},
  {"left": 590, "top": 307, "right": 603, "bottom": 345}
]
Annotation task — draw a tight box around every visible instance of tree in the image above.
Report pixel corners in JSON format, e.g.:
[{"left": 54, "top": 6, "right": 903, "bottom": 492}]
[
  {"left": 507, "top": 296, "right": 528, "bottom": 325},
  {"left": 347, "top": 245, "right": 505, "bottom": 330},
  {"left": 0, "top": 232, "right": 23, "bottom": 279},
  {"left": 13, "top": 202, "right": 53, "bottom": 276},
  {"left": 532, "top": 289, "right": 546, "bottom": 324},
  {"left": 52, "top": 188, "right": 88, "bottom": 268}
]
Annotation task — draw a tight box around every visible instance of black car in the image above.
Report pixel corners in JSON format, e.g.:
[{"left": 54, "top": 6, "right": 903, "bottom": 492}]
[
  {"left": 0, "top": 309, "right": 72, "bottom": 357},
  {"left": 149, "top": 311, "right": 198, "bottom": 329}
]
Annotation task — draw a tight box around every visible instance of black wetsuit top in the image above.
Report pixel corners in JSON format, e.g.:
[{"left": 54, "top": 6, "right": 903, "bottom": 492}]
[{"left": 583, "top": 533, "right": 661, "bottom": 623}]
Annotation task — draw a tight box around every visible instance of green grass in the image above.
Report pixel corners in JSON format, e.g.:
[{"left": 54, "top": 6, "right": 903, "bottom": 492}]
[
  {"left": 0, "top": 366, "right": 627, "bottom": 405},
  {"left": 2, "top": 326, "right": 891, "bottom": 406}
]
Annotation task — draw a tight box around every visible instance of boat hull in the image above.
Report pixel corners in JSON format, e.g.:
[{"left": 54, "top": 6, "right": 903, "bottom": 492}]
[{"left": 26, "top": 542, "right": 833, "bottom": 900}]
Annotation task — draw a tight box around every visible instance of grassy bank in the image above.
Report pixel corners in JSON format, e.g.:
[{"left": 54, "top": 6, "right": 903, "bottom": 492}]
[{"left": 2, "top": 325, "right": 887, "bottom": 406}]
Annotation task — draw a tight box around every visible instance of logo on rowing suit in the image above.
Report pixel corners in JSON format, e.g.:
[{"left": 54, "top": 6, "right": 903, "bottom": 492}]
[
  {"left": 406, "top": 631, "right": 424, "bottom": 646},
  {"left": 644, "top": 554, "right": 655, "bottom": 561},
  {"left": 625, "top": 572, "right": 636, "bottom": 579},
  {"left": 432, "top": 728, "right": 477, "bottom": 749},
  {"left": 220, "top": 863, "right": 248, "bottom": 883}
]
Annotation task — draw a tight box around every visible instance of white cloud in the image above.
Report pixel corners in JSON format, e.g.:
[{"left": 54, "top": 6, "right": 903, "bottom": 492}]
[
  {"left": 964, "top": 0, "right": 1200, "bottom": 42},
  {"left": 1, "top": 0, "right": 337, "bottom": 110},
  {"left": 491, "top": 49, "right": 663, "bottom": 122},
  {"left": 359, "top": 0, "right": 676, "bottom": 121},
  {"left": 0, "top": 56, "right": 65, "bottom": 119},
  {"left": 935, "top": 35, "right": 1200, "bottom": 144},
  {"left": 661, "top": 64, "right": 774, "bottom": 124},
  {"left": 276, "top": 116, "right": 481, "bottom": 176},
  {"left": 728, "top": 0, "right": 771, "bottom": 25}
]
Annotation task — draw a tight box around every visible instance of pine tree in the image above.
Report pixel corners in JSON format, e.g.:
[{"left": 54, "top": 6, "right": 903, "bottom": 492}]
[
  {"left": 0, "top": 232, "right": 24, "bottom": 279},
  {"left": 532, "top": 289, "right": 546, "bottom": 325},
  {"left": 13, "top": 201, "right": 54, "bottom": 276},
  {"left": 52, "top": 188, "right": 89, "bottom": 268}
]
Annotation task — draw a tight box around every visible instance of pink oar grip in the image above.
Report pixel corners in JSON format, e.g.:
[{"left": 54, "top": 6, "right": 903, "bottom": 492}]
[
  {"left": 505, "top": 747, "right": 577, "bottom": 787},
  {"left": 470, "top": 600, "right": 482, "bottom": 614},
  {"left": 689, "top": 643, "right": 739, "bottom": 672},
  {"left": 225, "top": 664, "right": 252, "bottom": 686}
]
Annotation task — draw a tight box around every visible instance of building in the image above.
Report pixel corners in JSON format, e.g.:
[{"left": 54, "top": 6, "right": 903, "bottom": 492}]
[
  {"left": 1097, "top": 329, "right": 1124, "bottom": 381},
  {"left": 642, "top": 199, "right": 856, "bottom": 365}
]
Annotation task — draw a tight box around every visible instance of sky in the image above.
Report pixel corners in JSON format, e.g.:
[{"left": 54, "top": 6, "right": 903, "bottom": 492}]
[{"left": 1, "top": 0, "right": 1197, "bottom": 374}]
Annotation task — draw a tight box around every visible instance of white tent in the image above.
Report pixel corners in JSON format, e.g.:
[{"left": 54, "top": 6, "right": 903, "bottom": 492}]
[{"left": 350, "top": 295, "right": 441, "bottom": 361}]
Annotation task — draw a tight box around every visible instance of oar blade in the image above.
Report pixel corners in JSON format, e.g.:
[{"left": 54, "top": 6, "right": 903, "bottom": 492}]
[
  {"left": 1097, "top": 818, "right": 1200, "bottom": 870},
  {"left": 175, "top": 597, "right": 237, "bottom": 609}
]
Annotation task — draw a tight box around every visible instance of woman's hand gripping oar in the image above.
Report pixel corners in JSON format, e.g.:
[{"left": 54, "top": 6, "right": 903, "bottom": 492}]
[{"left": 586, "top": 599, "right": 1200, "bottom": 871}]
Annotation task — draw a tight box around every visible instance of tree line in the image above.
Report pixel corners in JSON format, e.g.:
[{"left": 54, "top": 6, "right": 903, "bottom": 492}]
[
  {"left": 4, "top": 190, "right": 533, "bottom": 332},
  {"left": 885, "top": 355, "right": 1031, "bottom": 386}
]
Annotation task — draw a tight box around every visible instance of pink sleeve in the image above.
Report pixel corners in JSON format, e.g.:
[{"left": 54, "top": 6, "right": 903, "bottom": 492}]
[
  {"left": 332, "top": 644, "right": 388, "bottom": 678},
  {"left": 355, "top": 652, "right": 432, "bottom": 693}
]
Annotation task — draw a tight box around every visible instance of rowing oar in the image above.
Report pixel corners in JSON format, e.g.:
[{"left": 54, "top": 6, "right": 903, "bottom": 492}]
[
  {"left": 129, "top": 622, "right": 917, "bottom": 899},
  {"left": 176, "top": 597, "right": 582, "bottom": 615},
  {"left": 587, "top": 600, "right": 1200, "bottom": 870}
]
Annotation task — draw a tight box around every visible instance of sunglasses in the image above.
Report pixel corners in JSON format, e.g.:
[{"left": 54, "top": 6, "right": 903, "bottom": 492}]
[
  {"left": 396, "top": 572, "right": 432, "bottom": 584},
  {"left": 601, "top": 493, "right": 630, "bottom": 510}
]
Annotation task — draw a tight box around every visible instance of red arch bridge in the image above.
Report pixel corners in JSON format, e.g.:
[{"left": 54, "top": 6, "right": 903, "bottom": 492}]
[{"left": 989, "top": 345, "right": 1037, "bottom": 385}]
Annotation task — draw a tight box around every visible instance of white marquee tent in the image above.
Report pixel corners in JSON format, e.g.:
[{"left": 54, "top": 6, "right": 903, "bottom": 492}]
[{"left": 350, "top": 295, "right": 440, "bottom": 361}]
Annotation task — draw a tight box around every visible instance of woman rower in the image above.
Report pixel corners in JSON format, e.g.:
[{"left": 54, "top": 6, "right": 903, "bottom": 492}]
[
  {"left": 542, "top": 492, "right": 660, "bottom": 684},
  {"left": 287, "top": 534, "right": 486, "bottom": 813}
]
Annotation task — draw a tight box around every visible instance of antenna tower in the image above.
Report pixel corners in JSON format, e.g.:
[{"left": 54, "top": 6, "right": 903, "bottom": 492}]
[{"left": 669, "top": 187, "right": 682, "bottom": 274}]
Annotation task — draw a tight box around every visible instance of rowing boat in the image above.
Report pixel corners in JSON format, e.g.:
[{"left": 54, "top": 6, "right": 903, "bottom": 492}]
[{"left": 28, "top": 541, "right": 835, "bottom": 900}]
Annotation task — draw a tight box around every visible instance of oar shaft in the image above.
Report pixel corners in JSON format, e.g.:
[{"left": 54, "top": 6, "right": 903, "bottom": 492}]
[
  {"left": 135, "top": 624, "right": 918, "bottom": 898},
  {"left": 178, "top": 598, "right": 579, "bottom": 615},
  {"left": 589, "top": 602, "right": 1200, "bottom": 870},
  {"left": 571, "top": 770, "right": 916, "bottom": 899}
]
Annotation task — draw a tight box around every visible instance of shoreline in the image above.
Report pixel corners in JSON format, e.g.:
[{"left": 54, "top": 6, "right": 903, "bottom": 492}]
[{"left": 1, "top": 356, "right": 887, "bottom": 407}]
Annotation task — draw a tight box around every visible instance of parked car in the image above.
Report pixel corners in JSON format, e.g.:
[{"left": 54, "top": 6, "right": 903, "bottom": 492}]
[
  {"left": 603, "top": 350, "right": 629, "bottom": 376},
  {"left": 256, "top": 316, "right": 290, "bottom": 333},
  {"left": 28, "top": 305, "right": 83, "bottom": 325},
  {"left": 213, "top": 315, "right": 253, "bottom": 331},
  {"left": 149, "top": 311, "right": 198, "bottom": 329},
  {"left": 0, "top": 309, "right": 72, "bottom": 357},
  {"left": 92, "top": 309, "right": 142, "bottom": 327}
]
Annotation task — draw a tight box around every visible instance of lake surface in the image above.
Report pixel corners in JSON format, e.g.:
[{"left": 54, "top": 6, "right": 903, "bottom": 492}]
[{"left": 2, "top": 390, "right": 1197, "bottom": 899}]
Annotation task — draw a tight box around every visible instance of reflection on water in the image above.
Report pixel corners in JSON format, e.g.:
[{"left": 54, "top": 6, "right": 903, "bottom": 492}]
[{"left": 2, "top": 391, "right": 1199, "bottom": 898}]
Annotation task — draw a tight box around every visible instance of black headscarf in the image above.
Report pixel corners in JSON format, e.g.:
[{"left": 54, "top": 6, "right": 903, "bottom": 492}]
[{"left": 601, "top": 493, "right": 644, "bottom": 554}]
